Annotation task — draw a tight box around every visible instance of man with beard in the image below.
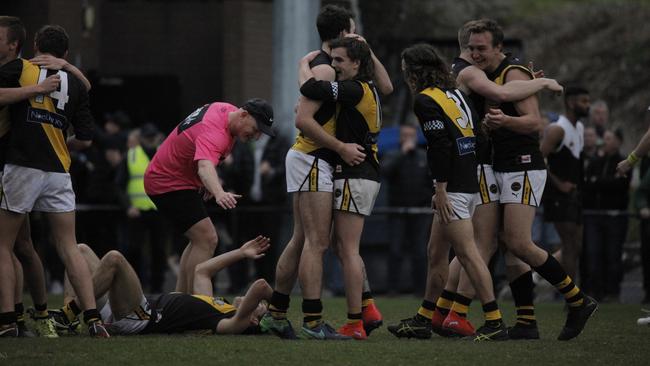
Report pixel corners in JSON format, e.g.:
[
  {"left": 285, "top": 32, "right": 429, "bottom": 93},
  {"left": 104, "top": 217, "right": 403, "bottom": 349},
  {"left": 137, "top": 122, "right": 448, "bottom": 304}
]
[{"left": 540, "top": 86, "right": 590, "bottom": 283}]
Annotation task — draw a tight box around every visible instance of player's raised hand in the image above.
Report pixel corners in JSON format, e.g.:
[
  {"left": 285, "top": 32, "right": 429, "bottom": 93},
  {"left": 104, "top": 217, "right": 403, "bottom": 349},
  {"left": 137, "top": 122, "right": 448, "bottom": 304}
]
[
  {"left": 338, "top": 142, "right": 366, "bottom": 166},
  {"left": 36, "top": 74, "right": 60, "bottom": 94},
  {"left": 240, "top": 236, "right": 271, "bottom": 259},
  {"left": 30, "top": 55, "right": 68, "bottom": 70},
  {"left": 528, "top": 61, "right": 545, "bottom": 78},
  {"left": 544, "top": 78, "right": 564, "bottom": 95},
  {"left": 301, "top": 50, "right": 322, "bottom": 64},
  {"left": 345, "top": 33, "right": 366, "bottom": 43}
]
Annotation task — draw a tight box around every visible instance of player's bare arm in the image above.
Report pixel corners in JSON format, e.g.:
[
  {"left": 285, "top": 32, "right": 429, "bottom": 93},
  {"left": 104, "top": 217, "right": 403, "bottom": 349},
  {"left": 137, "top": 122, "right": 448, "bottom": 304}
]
[
  {"left": 0, "top": 74, "right": 60, "bottom": 105},
  {"left": 296, "top": 52, "right": 366, "bottom": 165},
  {"left": 485, "top": 69, "right": 543, "bottom": 134},
  {"left": 30, "top": 54, "right": 92, "bottom": 91},
  {"left": 618, "top": 123, "right": 650, "bottom": 175},
  {"left": 460, "top": 65, "right": 562, "bottom": 103},
  {"left": 193, "top": 236, "right": 271, "bottom": 296},
  {"left": 197, "top": 159, "right": 241, "bottom": 210}
]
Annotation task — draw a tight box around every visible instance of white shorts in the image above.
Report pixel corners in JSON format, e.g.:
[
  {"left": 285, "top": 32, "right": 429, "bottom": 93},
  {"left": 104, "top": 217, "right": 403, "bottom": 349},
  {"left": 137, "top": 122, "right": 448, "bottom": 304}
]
[
  {"left": 285, "top": 149, "right": 334, "bottom": 193},
  {"left": 100, "top": 295, "right": 152, "bottom": 335},
  {"left": 1, "top": 164, "right": 75, "bottom": 214},
  {"left": 433, "top": 192, "right": 479, "bottom": 222},
  {"left": 495, "top": 170, "right": 547, "bottom": 207},
  {"left": 333, "top": 178, "right": 380, "bottom": 216},
  {"left": 476, "top": 164, "right": 499, "bottom": 205}
]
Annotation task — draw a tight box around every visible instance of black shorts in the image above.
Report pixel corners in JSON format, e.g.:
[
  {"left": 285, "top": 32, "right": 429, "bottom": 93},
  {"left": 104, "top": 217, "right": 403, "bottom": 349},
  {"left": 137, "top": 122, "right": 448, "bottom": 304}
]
[
  {"left": 543, "top": 191, "right": 582, "bottom": 224},
  {"left": 148, "top": 190, "right": 208, "bottom": 233}
]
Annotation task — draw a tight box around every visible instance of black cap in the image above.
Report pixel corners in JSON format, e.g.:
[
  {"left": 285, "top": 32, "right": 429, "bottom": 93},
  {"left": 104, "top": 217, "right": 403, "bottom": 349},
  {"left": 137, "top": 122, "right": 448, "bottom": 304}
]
[{"left": 242, "top": 98, "right": 275, "bottom": 137}]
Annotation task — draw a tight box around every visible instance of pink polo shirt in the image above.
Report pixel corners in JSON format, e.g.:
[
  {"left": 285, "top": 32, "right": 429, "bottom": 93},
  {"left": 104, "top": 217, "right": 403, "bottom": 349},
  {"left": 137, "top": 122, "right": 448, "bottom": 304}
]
[{"left": 144, "top": 102, "right": 237, "bottom": 195}]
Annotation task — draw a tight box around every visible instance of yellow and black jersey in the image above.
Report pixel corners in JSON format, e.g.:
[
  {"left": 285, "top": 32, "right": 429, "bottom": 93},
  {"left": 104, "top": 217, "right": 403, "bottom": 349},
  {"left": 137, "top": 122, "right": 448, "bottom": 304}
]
[
  {"left": 0, "top": 58, "right": 93, "bottom": 173},
  {"left": 487, "top": 56, "right": 545, "bottom": 172},
  {"left": 413, "top": 87, "right": 479, "bottom": 194},
  {"left": 291, "top": 50, "right": 338, "bottom": 165},
  {"left": 451, "top": 56, "right": 492, "bottom": 165},
  {"left": 142, "top": 293, "right": 236, "bottom": 334},
  {"left": 299, "top": 77, "right": 382, "bottom": 182}
]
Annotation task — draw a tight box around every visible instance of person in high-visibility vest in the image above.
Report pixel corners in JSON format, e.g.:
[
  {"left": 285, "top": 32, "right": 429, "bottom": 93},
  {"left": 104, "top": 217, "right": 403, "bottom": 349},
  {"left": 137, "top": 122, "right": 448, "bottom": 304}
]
[{"left": 122, "top": 123, "right": 167, "bottom": 293}]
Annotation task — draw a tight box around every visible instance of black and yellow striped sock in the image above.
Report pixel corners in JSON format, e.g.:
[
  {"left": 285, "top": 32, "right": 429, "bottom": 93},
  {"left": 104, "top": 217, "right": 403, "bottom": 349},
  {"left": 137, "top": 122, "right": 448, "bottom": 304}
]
[
  {"left": 83, "top": 309, "right": 101, "bottom": 324},
  {"left": 269, "top": 291, "right": 290, "bottom": 320},
  {"left": 482, "top": 301, "right": 503, "bottom": 327},
  {"left": 62, "top": 300, "right": 81, "bottom": 323},
  {"left": 347, "top": 312, "right": 362, "bottom": 325},
  {"left": 416, "top": 299, "right": 436, "bottom": 322},
  {"left": 533, "top": 254, "right": 584, "bottom": 308},
  {"left": 302, "top": 299, "right": 323, "bottom": 328},
  {"left": 510, "top": 271, "right": 536, "bottom": 325},
  {"left": 361, "top": 291, "right": 374, "bottom": 308},
  {"left": 450, "top": 294, "right": 472, "bottom": 318},
  {"left": 435, "top": 290, "right": 455, "bottom": 316},
  {"left": 556, "top": 276, "right": 585, "bottom": 308},
  {"left": 14, "top": 303, "right": 25, "bottom": 324}
]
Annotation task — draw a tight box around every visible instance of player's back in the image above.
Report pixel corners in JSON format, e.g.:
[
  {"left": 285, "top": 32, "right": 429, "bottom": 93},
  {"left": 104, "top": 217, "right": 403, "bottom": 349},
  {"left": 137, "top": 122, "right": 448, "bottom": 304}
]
[
  {"left": 291, "top": 49, "right": 338, "bottom": 165},
  {"left": 3, "top": 58, "right": 93, "bottom": 173}
]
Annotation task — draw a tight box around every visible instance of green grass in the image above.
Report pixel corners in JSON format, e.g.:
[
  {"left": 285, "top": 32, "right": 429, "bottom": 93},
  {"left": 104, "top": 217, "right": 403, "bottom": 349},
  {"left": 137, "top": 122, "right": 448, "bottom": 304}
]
[{"left": 1, "top": 297, "right": 648, "bottom": 366}]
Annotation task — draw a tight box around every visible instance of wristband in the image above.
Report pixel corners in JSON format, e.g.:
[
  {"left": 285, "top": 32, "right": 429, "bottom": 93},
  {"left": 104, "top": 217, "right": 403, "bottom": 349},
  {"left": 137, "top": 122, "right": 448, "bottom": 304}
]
[{"left": 627, "top": 152, "right": 639, "bottom": 165}]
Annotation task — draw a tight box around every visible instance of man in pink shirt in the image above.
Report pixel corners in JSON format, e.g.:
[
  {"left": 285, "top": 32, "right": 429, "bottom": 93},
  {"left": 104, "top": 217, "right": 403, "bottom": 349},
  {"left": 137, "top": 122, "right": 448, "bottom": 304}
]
[{"left": 144, "top": 98, "right": 275, "bottom": 293}]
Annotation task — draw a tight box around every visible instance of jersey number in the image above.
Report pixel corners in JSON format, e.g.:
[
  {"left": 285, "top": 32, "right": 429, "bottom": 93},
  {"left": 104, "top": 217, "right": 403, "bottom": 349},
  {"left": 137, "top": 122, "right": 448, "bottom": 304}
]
[
  {"left": 445, "top": 90, "right": 474, "bottom": 130},
  {"left": 36, "top": 69, "right": 69, "bottom": 110}
]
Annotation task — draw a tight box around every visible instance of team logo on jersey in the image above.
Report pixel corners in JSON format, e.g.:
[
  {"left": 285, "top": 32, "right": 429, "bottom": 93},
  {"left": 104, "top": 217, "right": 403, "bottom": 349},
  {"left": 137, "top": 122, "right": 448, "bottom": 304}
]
[
  {"left": 489, "top": 184, "right": 498, "bottom": 194},
  {"left": 335, "top": 189, "right": 342, "bottom": 197},
  {"left": 422, "top": 120, "right": 445, "bottom": 131},
  {"left": 178, "top": 104, "right": 209, "bottom": 133},
  {"left": 26, "top": 106, "right": 67, "bottom": 129},
  {"left": 511, "top": 182, "right": 522, "bottom": 192},
  {"left": 456, "top": 136, "right": 476, "bottom": 156}
]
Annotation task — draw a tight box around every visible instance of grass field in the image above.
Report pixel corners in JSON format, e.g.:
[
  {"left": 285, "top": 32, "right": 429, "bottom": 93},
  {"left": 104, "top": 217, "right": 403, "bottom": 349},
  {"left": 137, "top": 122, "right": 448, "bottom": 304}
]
[{"left": 1, "top": 296, "right": 648, "bottom": 366}]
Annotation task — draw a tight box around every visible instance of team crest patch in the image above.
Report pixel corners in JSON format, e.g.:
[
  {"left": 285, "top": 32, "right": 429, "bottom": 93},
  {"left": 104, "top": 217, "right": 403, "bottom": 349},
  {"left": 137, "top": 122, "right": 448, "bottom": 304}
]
[
  {"left": 26, "top": 106, "right": 67, "bottom": 129},
  {"left": 335, "top": 189, "right": 342, "bottom": 197},
  {"left": 456, "top": 136, "right": 476, "bottom": 156},
  {"left": 489, "top": 184, "right": 498, "bottom": 194},
  {"left": 511, "top": 182, "right": 521, "bottom": 192}
]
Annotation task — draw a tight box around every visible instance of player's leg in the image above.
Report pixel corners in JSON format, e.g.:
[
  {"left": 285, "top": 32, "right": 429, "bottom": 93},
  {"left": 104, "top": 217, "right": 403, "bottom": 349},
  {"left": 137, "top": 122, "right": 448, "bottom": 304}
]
[
  {"left": 13, "top": 219, "right": 57, "bottom": 337},
  {"left": 334, "top": 210, "right": 366, "bottom": 339},
  {"left": 46, "top": 211, "right": 108, "bottom": 337},
  {"left": 388, "top": 215, "right": 448, "bottom": 339},
  {"left": 503, "top": 203, "right": 597, "bottom": 340},
  {"left": 180, "top": 218, "right": 219, "bottom": 293},
  {"left": 0, "top": 209, "right": 27, "bottom": 337},
  {"left": 298, "top": 190, "right": 342, "bottom": 337},
  {"left": 441, "top": 202, "right": 499, "bottom": 336},
  {"left": 446, "top": 217, "right": 507, "bottom": 341},
  {"left": 259, "top": 193, "right": 304, "bottom": 339},
  {"left": 554, "top": 221, "right": 582, "bottom": 283},
  {"left": 217, "top": 279, "right": 273, "bottom": 334}
]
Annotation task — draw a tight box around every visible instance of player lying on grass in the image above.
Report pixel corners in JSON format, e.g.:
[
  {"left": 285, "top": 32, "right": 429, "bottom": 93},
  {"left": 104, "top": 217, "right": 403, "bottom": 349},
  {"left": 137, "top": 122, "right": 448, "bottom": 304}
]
[{"left": 50, "top": 236, "right": 272, "bottom": 336}]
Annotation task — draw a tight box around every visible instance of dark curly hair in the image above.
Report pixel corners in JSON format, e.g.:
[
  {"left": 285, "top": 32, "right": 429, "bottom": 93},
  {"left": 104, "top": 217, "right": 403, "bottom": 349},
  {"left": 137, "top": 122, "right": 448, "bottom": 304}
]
[
  {"left": 35, "top": 25, "right": 69, "bottom": 58},
  {"left": 401, "top": 43, "right": 456, "bottom": 93},
  {"left": 329, "top": 37, "right": 374, "bottom": 82},
  {"left": 316, "top": 5, "right": 354, "bottom": 42}
]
